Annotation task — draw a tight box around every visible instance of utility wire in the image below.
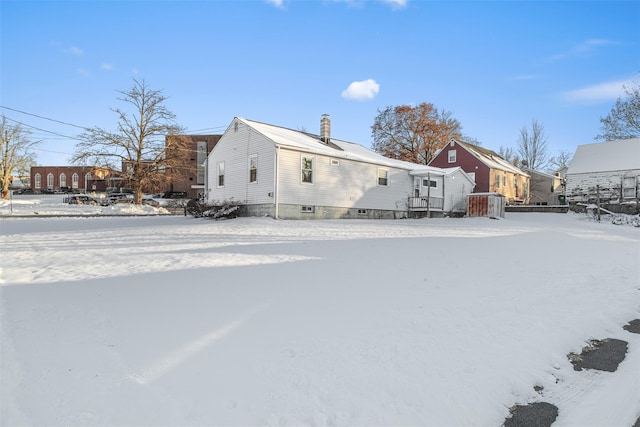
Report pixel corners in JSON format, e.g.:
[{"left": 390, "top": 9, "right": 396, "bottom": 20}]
[{"left": 0, "top": 105, "right": 91, "bottom": 130}]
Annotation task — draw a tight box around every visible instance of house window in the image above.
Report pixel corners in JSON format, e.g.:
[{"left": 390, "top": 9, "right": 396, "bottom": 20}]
[
  {"left": 59, "top": 173, "right": 66, "bottom": 188},
  {"left": 496, "top": 173, "right": 501, "bottom": 188},
  {"left": 85, "top": 173, "right": 91, "bottom": 189},
  {"left": 217, "top": 162, "right": 225, "bottom": 187},
  {"left": 72, "top": 173, "right": 79, "bottom": 189},
  {"left": 423, "top": 179, "right": 437, "bottom": 188},
  {"left": 301, "top": 156, "right": 314, "bottom": 184},
  {"left": 448, "top": 150, "right": 457, "bottom": 163},
  {"left": 47, "top": 173, "right": 54, "bottom": 189},
  {"left": 503, "top": 175, "right": 506, "bottom": 187},
  {"left": 378, "top": 168, "right": 389, "bottom": 186},
  {"left": 301, "top": 206, "right": 314, "bottom": 213},
  {"left": 622, "top": 176, "right": 637, "bottom": 198},
  {"left": 35, "top": 173, "right": 41, "bottom": 189},
  {"left": 330, "top": 159, "right": 339, "bottom": 166},
  {"left": 249, "top": 154, "right": 257, "bottom": 183}
]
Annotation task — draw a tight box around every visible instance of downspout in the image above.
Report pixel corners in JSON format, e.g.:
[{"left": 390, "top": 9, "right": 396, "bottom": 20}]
[
  {"left": 442, "top": 172, "right": 446, "bottom": 213},
  {"left": 203, "top": 157, "right": 208, "bottom": 203},
  {"left": 274, "top": 146, "right": 280, "bottom": 219},
  {"left": 427, "top": 171, "right": 431, "bottom": 217}
]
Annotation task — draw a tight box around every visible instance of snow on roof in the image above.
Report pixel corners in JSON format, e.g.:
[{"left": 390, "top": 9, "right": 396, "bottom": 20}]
[
  {"left": 567, "top": 138, "right": 640, "bottom": 174},
  {"left": 455, "top": 140, "right": 529, "bottom": 176},
  {"left": 238, "top": 117, "right": 435, "bottom": 171}
]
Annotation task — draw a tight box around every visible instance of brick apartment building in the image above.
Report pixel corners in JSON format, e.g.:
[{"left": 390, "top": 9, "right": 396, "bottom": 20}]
[
  {"left": 165, "top": 134, "right": 221, "bottom": 198},
  {"left": 28, "top": 134, "right": 221, "bottom": 197},
  {"left": 29, "top": 166, "right": 118, "bottom": 193}
]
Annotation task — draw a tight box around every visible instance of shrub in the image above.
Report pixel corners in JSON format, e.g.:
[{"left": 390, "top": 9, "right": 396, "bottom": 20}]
[{"left": 188, "top": 200, "right": 243, "bottom": 219}]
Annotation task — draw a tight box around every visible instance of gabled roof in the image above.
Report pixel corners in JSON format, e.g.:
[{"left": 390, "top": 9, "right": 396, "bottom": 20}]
[
  {"left": 567, "top": 138, "right": 640, "bottom": 175},
  {"left": 237, "top": 117, "right": 441, "bottom": 172},
  {"left": 524, "top": 168, "right": 562, "bottom": 180},
  {"left": 452, "top": 139, "right": 529, "bottom": 176}
]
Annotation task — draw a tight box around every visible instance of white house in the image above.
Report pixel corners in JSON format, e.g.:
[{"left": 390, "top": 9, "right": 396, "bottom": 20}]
[
  {"left": 565, "top": 138, "right": 640, "bottom": 203},
  {"left": 206, "top": 116, "right": 475, "bottom": 219}
]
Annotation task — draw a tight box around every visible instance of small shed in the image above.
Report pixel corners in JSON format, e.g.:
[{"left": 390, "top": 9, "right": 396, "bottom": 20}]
[{"left": 467, "top": 192, "right": 505, "bottom": 218}]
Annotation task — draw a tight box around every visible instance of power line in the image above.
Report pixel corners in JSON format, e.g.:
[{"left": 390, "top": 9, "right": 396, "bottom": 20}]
[
  {"left": 0, "top": 105, "right": 91, "bottom": 131},
  {"left": 2, "top": 105, "right": 231, "bottom": 139},
  {"left": 3, "top": 116, "right": 83, "bottom": 142}
]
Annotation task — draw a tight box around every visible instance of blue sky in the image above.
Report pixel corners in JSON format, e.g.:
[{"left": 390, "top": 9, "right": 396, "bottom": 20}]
[{"left": 1, "top": 0, "right": 638, "bottom": 167}]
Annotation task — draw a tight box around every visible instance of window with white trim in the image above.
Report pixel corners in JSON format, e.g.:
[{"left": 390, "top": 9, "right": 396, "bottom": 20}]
[
  {"left": 35, "top": 173, "right": 41, "bottom": 189},
  {"left": 59, "top": 173, "right": 67, "bottom": 188},
  {"left": 217, "top": 162, "right": 225, "bottom": 187},
  {"left": 72, "top": 173, "right": 79, "bottom": 189},
  {"left": 448, "top": 150, "right": 457, "bottom": 163},
  {"left": 47, "top": 173, "right": 54, "bottom": 189},
  {"left": 378, "top": 168, "right": 389, "bottom": 186},
  {"left": 249, "top": 154, "right": 257, "bottom": 183},
  {"left": 622, "top": 176, "right": 637, "bottom": 198},
  {"left": 301, "top": 156, "right": 314, "bottom": 184},
  {"left": 496, "top": 173, "right": 501, "bottom": 188},
  {"left": 423, "top": 179, "right": 437, "bottom": 188}
]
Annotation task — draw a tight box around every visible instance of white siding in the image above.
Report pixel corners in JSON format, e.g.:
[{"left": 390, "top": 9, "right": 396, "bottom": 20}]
[
  {"left": 277, "top": 148, "right": 413, "bottom": 210},
  {"left": 207, "top": 119, "right": 276, "bottom": 204},
  {"left": 566, "top": 169, "right": 640, "bottom": 202},
  {"left": 442, "top": 170, "right": 474, "bottom": 212}
]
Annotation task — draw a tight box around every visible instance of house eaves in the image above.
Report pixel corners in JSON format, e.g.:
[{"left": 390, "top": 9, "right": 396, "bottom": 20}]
[
  {"left": 454, "top": 139, "right": 529, "bottom": 177},
  {"left": 238, "top": 117, "right": 431, "bottom": 171}
]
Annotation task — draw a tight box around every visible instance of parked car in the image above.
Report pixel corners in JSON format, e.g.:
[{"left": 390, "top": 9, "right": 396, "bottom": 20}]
[
  {"left": 68, "top": 195, "right": 99, "bottom": 205},
  {"left": 142, "top": 198, "right": 160, "bottom": 207},
  {"left": 103, "top": 193, "right": 134, "bottom": 205},
  {"left": 13, "top": 189, "right": 34, "bottom": 195}
]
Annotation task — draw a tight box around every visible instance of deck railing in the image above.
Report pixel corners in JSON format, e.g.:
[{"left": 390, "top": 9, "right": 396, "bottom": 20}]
[{"left": 408, "top": 196, "right": 444, "bottom": 211}]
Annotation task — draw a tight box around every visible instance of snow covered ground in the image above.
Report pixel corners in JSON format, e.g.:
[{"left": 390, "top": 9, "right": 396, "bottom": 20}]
[{"left": 1, "top": 195, "right": 639, "bottom": 426}]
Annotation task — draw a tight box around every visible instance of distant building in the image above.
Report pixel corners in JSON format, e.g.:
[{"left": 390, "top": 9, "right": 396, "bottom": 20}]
[
  {"left": 525, "top": 169, "right": 565, "bottom": 205},
  {"left": 428, "top": 139, "right": 530, "bottom": 204},
  {"left": 28, "top": 135, "right": 222, "bottom": 197},
  {"left": 30, "top": 166, "right": 117, "bottom": 193},
  {"left": 164, "top": 134, "right": 222, "bottom": 198}
]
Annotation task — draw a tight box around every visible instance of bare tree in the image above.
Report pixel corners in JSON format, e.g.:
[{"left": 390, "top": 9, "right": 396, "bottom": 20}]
[
  {"left": 498, "top": 146, "right": 519, "bottom": 166},
  {"left": 0, "top": 115, "right": 40, "bottom": 199},
  {"left": 596, "top": 78, "right": 640, "bottom": 141},
  {"left": 72, "top": 79, "right": 188, "bottom": 204},
  {"left": 371, "top": 103, "right": 463, "bottom": 165},
  {"left": 517, "top": 118, "right": 549, "bottom": 171},
  {"left": 548, "top": 150, "right": 573, "bottom": 172}
]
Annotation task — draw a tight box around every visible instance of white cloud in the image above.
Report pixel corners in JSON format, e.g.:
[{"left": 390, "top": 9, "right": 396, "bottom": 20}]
[
  {"left": 550, "top": 38, "right": 617, "bottom": 60},
  {"left": 509, "top": 74, "right": 543, "bottom": 81},
  {"left": 341, "top": 79, "right": 380, "bottom": 101},
  {"left": 65, "top": 46, "right": 84, "bottom": 56},
  {"left": 265, "top": 0, "right": 285, "bottom": 9},
  {"left": 561, "top": 77, "right": 632, "bottom": 103},
  {"left": 101, "top": 63, "right": 114, "bottom": 71},
  {"left": 380, "top": 0, "right": 407, "bottom": 9},
  {"left": 77, "top": 68, "right": 90, "bottom": 77}
]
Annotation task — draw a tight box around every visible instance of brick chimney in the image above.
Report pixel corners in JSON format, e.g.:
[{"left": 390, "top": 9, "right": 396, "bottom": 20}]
[{"left": 320, "top": 114, "right": 330, "bottom": 144}]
